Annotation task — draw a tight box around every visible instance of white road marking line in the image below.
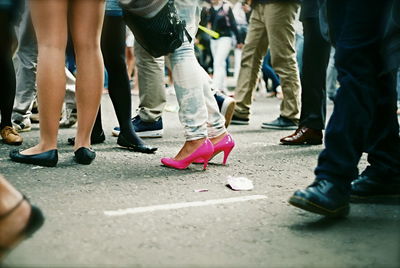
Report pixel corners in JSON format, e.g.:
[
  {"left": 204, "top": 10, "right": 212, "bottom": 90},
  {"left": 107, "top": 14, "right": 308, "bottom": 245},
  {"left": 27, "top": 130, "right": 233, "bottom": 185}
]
[
  {"left": 0, "top": 158, "right": 8, "bottom": 161},
  {"left": 104, "top": 195, "right": 267, "bottom": 217}
]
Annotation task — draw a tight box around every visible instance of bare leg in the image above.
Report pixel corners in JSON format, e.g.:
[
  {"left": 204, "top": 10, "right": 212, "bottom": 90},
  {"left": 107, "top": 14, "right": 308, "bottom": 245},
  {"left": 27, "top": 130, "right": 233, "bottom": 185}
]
[
  {"left": 21, "top": 0, "right": 68, "bottom": 155},
  {"left": 0, "top": 176, "right": 30, "bottom": 260},
  {"left": 69, "top": 0, "right": 105, "bottom": 151}
]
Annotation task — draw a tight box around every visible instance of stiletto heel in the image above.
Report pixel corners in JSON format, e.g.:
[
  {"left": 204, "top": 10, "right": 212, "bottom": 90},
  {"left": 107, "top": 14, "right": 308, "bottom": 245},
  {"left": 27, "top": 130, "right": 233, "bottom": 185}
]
[
  {"left": 194, "top": 134, "right": 235, "bottom": 165},
  {"left": 203, "top": 159, "right": 209, "bottom": 170},
  {"left": 222, "top": 146, "right": 234, "bottom": 165},
  {"left": 161, "top": 139, "right": 214, "bottom": 170}
]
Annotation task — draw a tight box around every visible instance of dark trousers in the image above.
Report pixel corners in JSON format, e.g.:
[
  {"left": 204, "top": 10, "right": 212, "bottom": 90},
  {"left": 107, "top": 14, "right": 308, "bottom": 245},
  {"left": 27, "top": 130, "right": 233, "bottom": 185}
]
[
  {"left": 299, "top": 17, "right": 331, "bottom": 130},
  {"left": 262, "top": 52, "right": 281, "bottom": 92},
  {"left": 0, "top": 9, "right": 16, "bottom": 128},
  {"left": 315, "top": 0, "right": 400, "bottom": 187}
]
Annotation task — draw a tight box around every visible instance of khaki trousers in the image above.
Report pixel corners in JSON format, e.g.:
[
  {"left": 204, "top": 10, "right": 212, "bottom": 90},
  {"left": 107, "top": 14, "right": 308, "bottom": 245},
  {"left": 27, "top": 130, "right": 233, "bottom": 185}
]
[
  {"left": 234, "top": 2, "right": 301, "bottom": 122},
  {"left": 135, "top": 41, "right": 166, "bottom": 122}
]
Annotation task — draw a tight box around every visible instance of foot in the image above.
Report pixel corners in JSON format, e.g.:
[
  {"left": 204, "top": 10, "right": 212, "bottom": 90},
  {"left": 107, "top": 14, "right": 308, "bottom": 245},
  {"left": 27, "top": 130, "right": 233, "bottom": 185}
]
[
  {"left": 10, "top": 147, "right": 58, "bottom": 167},
  {"left": 174, "top": 138, "right": 207, "bottom": 161},
  {"left": 230, "top": 114, "right": 249, "bottom": 125},
  {"left": 74, "top": 147, "right": 96, "bottom": 165},
  {"left": 1, "top": 126, "right": 23, "bottom": 145},
  {"left": 112, "top": 115, "right": 163, "bottom": 138},
  {"left": 0, "top": 198, "right": 31, "bottom": 259},
  {"left": 280, "top": 127, "right": 323, "bottom": 145},
  {"left": 350, "top": 174, "right": 400, "bottom": 203},
  {"left": 67, "top": 131, "right": 106, "bottom": 146},
  {"left": 261, "top": 116, "right": 298, "bottom": 130},
  {"left": 289, "top": 179, "right": 350, "bottom": 218},
  {"left": 19, "top": 143, "right": 56, "bottom": 156},
  {"left": 214, "top": 92, "right": 236, "bottom": 128},
  {"left": 117, "top": 131, "right": 157, "bottom": 154},
  {"left": 12, "top": 118, "right": 31, "bottom": 133}
]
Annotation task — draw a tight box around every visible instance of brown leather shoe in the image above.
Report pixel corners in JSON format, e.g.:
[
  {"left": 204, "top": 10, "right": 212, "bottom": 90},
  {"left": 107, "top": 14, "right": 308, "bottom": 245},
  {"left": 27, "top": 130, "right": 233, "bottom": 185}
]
[
  {"left": 1, "top": 126, "right": 23, "bottom": 145},
  {"left": 280, "top": 127, "right": 322, "bottom": 145}
]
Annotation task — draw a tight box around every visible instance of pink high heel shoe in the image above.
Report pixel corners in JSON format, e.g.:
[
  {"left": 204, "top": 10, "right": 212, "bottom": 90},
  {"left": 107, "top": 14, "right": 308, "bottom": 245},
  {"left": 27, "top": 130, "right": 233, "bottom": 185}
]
[
  {"left": 161, "top": 139, "right": 214, "bottom": 170},
  {"left": 194, "top": 134, "right": 235, "bottom": 165}
]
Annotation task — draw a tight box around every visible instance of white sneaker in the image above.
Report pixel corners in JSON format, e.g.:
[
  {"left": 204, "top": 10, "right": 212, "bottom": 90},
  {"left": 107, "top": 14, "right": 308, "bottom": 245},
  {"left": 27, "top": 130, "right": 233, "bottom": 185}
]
[
  {"left": 60, "top": 105, "right": 77, "bottom": 128},
  {"left": 12, "top": 117, "right": 32, "bottom": 132}
]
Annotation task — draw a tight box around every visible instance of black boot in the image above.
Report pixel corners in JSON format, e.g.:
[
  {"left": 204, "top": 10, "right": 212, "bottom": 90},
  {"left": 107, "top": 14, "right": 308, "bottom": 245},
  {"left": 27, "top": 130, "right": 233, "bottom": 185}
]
[
  {"left": 351, "top": 174, "right": 400, "bottom": 203},
  {"left": 289, "top": 179, "right": 350, "bottom": 218}
]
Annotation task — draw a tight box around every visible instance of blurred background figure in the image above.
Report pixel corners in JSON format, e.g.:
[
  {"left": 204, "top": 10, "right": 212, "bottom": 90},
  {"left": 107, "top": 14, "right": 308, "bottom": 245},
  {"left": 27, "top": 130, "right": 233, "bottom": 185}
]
[
  {"left": 207, "top": 0, "right": 244, "bottom": 92},
  {"left": 0, "top": 0, "right": 23, "bottom": 145},
  {"left": 232, "top": 0, "right": 251, "bottom": 84}
]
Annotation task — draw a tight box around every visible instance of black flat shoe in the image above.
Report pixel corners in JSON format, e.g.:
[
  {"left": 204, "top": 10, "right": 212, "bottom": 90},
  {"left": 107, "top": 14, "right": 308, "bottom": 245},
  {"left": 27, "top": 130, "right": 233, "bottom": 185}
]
[
  {"left": 0, "top": 195, "right": 45, "bottom": 259},
  {"left": 67, "top": 131, "right": 106, "bottom": 146},
  {"left": 117, "top": 134, "right": 157, "bottom": 154},
  {"left": 74, "top": 147, "right": 96, "bottom": 165},
  {"left": 9, "top": 149, "right": 58, "bottom": 167}
]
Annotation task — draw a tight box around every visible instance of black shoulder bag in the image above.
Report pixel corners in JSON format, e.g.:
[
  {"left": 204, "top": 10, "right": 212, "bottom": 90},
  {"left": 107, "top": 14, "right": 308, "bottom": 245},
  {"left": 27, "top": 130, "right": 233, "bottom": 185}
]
[{"left": 122, "top": 0, "right": 192, "bottom": 58}]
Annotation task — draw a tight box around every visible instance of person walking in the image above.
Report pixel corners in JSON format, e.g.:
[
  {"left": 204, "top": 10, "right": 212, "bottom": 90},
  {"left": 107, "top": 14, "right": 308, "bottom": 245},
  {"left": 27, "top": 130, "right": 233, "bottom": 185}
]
[
  {"left": 10, "top": 0, "right": 107, "bottom": 166},
  {"left": 160, "top": 0, "right": 235, "bottom": 170},
  {"left": 208, "top": 0, "right": 244, "bottom": 92},
  {"left": 289, "top": 0, "right": 400, "bottom": 217},
  {"left": 231, "top": 0, "right": 301, "bottom": 130},
  {"left": 280, "top": 0, "right": 331, "bottom": 145}
]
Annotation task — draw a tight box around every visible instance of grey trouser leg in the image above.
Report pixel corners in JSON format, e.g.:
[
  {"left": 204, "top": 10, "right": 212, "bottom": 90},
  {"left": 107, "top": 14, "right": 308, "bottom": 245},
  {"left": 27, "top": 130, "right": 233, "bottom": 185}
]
[{"left": 12, "top": 6, "right": 38, "bottom": 122}]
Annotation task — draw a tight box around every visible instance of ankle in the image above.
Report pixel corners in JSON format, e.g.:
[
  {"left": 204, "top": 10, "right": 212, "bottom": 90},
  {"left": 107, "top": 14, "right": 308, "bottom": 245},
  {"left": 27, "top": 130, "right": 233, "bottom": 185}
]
[
  {"left": 210, "top": 132, "right": 228, "bottom": 144},
  {"left": 174, "top": 138, "right": 207, "bottom": 160}
]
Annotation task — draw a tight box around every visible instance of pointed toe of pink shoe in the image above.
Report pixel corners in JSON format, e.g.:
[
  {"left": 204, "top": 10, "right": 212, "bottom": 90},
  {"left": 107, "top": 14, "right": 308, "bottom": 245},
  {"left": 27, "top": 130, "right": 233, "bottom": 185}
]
[{"left": 161, "top": 157, "right": 186, "bottom": 169}]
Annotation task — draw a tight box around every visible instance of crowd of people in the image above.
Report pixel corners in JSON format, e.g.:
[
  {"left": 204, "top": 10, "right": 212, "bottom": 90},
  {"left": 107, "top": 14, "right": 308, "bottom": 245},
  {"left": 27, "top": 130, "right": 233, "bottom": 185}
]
[{"left": 0, "top": 0, "right": 399, "bottom": 261}]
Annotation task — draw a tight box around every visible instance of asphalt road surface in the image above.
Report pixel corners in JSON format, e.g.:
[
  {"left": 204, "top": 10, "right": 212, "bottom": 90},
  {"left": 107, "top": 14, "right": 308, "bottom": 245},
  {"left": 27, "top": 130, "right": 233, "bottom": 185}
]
[{"left": 1, "top": 94, "right": 399, "bottom": 267}]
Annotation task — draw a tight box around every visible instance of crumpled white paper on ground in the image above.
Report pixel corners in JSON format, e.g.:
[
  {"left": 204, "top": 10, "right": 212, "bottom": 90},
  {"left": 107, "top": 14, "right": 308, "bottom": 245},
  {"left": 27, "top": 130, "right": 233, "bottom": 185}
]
[{"left": 226, "top": 176, "right": 254, "bottom": 191}]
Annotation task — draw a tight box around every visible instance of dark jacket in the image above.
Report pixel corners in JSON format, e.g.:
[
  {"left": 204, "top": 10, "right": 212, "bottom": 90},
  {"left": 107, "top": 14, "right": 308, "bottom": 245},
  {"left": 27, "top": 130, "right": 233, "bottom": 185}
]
[{"left": 208, "top": 3, "right": 244, "bottom": 43}]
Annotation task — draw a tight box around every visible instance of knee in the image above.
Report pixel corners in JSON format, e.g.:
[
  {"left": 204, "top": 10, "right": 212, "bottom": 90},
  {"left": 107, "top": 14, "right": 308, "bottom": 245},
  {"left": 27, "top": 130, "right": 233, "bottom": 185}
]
[{"left": 73, "top": 38, "right": 101, "bottom": 58}]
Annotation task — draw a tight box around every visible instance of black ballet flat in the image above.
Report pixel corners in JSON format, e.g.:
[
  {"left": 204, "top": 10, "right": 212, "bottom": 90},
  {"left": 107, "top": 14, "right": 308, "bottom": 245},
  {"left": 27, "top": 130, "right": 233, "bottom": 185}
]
[
  {"left": 0, "top": 195, "right": 45, "bottom": 259},
  {"left": 74, "top": 147, "right": 96, "bottom": 165},
  {"left": 117, "top": 134, "right": 158, "bottom": 154},
  {"left": 67, "top": 131, "right": 106, "bottom": 146},
  {"left": 9, "top": 149, "right": 58, "bottom": 167}
]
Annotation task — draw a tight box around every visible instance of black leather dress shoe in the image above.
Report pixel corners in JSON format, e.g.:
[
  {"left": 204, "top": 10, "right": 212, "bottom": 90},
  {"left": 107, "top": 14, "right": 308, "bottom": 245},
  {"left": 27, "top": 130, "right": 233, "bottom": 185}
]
[
  {"left": 351, "top": 174, "right": 400, "bottom": 203},
  {"left": 67, "top": 131, "right": 106, "bottom": 146},
  {"left": 289, "top": 180, "right": 350, "bottom": 217},
  {"left": 74, "top": 147, "right": 96, "bottom": 165},
  {"left": 9, "top": 149, "right": 58, "bottom": 167},
  {"left": 117, "top": 134, "right": 157, "bottom": 154}
]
